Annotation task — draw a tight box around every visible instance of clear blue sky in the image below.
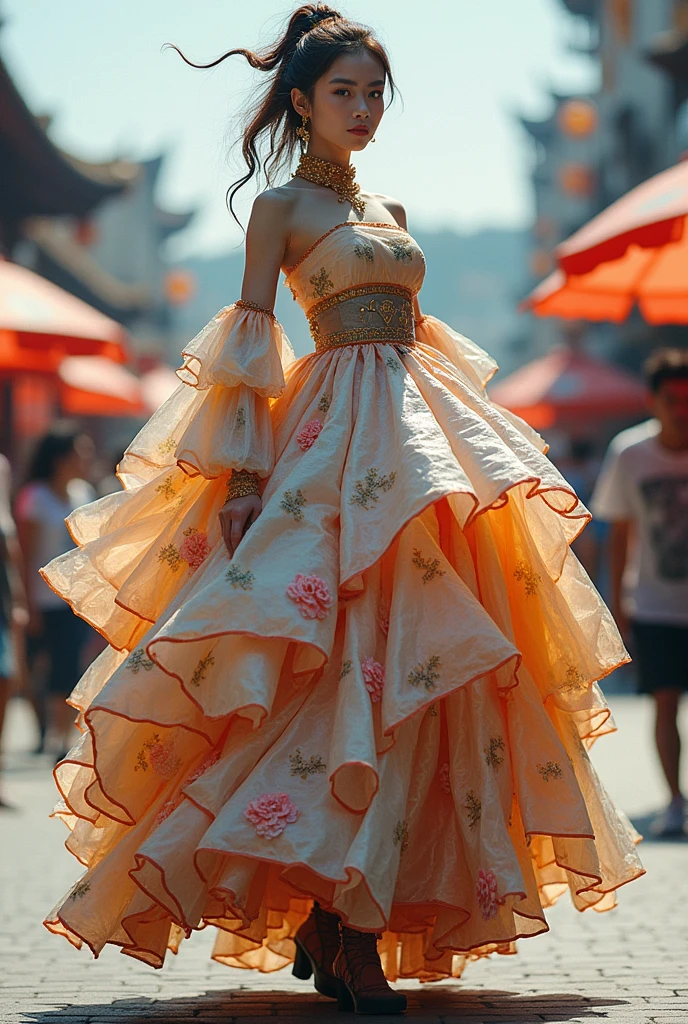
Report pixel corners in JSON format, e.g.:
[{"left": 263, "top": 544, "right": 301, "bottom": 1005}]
[{"left": 2, "top": 0, "right": 596, "bottom": 258}]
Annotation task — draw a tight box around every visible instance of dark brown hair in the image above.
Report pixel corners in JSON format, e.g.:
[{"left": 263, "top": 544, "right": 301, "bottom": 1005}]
[
  {"left": 167, "top": 5, "right": 395, "bottom": 225},
  {"left": 643, "top": 347, "right": 688, "bottom": 393}
]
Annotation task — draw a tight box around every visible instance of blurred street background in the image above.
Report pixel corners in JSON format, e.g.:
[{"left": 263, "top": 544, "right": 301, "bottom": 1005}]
[{"left": 1, "top": 0, "right": 688, "bottom": 1021}]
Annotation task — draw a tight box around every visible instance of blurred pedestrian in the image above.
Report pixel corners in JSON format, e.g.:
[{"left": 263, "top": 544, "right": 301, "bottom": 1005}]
[
  {"left": 0, "top": 453, "right": 28, "bottom": 809},
  {"left": 592, "top": 349, "right": 688, "bottom": 836},
  {"left": 15, "top": 424, "right": 95, "bottom": 761}
]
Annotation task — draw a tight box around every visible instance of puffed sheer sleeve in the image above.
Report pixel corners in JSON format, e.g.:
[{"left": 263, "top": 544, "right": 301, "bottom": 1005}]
[{"left": 119, "top": 304, "right": 295, "bottom": 488}]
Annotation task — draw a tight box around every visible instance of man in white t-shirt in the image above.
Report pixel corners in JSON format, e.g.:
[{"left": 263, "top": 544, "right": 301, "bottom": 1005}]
[{"left": 592, "top": 349, "right": 688, "bottom": 837}]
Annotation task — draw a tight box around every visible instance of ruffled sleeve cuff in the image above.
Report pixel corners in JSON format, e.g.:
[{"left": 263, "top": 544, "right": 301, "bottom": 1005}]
[
  {"left": 177, "top": 303, "right": 294, "bottom": 397},
  {"left": 120, "top": 304, "right": 295, "bottom": 485}
]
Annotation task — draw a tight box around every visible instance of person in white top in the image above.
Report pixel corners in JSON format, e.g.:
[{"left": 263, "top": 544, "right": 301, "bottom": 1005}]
[
  {"left": 15, "top": 425, "right": 95, "bottom": 760},
  {"left": 592, "top": 349, "right": 688, "bottom": 837}
]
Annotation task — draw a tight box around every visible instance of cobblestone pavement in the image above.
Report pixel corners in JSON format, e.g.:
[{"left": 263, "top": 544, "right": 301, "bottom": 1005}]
[{"left": 1, "top": 694, "right": 687, "bottom": 1024}]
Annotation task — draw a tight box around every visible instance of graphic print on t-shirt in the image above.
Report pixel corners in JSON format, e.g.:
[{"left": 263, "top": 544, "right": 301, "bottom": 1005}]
[{"left": 639, "top": 475, "right": 688, "bottom": 581}]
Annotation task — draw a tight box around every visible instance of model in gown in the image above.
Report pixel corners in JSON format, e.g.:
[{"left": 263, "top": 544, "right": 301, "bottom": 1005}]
[{"left": 41, "top": 5, "right": 644, "bottom": 1016}]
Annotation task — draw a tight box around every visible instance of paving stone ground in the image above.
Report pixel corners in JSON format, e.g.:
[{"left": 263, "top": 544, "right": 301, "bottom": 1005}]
[{"left": 1, "top": 694, "right": 687, "bottom": 1024}]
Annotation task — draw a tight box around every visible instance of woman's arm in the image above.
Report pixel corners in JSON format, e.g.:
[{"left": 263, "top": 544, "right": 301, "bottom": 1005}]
[{"left": 220, "top": 192, "right": 292, "bottom": 557}]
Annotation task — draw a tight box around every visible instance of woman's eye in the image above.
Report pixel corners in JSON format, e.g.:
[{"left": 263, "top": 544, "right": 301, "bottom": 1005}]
[
  {"left": 334, "top": 89, "right": 350, "bottom": 96},
  {"left": 369, "top": 90, "right": 383, "bottom": 99}
]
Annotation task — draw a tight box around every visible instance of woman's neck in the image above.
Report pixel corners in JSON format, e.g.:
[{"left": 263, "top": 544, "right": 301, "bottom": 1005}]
[{"left": 305, "top": 140, "right": 352, "bottom": 168}]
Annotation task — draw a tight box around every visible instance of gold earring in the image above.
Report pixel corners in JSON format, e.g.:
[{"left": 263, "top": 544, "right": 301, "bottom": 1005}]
[
  {"left": 371, "top": 136, "right": 376, "bottom": 143},
  {"left": 296, "top": 113, "right": 310, "bottom": 147}
]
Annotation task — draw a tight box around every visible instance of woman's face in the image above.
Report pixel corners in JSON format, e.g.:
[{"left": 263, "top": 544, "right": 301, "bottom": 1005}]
[{"left": 296, "top": 49, "right": 386, "bottom": 155}]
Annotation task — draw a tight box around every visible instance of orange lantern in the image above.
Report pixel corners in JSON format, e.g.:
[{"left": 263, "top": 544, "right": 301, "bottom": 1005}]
[
  {"left": 558, "top": 163, "right": 595, "bottom": 198},
  {"left": 558, "top": 99, "right": 598, "bottom": 138},
  {"left": 165, "top": 269, "right": 196, "bottom": 306}
]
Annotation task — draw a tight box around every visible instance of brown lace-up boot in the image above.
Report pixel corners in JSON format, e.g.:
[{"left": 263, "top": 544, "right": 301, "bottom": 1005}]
[
  {"left": 292, "top": 901, "right": 341, "bottom": 998},
  {"left": 332, "top": 924, "right": 407, "bottom": 1015}
]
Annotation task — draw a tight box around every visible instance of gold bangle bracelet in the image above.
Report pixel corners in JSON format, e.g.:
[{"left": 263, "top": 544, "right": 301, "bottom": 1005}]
[{"left": 226, "top": 469, "right": 260, "bottom": 501}]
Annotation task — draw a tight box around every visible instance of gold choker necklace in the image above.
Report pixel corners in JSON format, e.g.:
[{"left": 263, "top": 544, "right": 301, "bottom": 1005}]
[{"left": 295, "top": 154, "right": 365, "bottom": 216}]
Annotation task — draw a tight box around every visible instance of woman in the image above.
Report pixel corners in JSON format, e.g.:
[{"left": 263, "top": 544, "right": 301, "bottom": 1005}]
[
  {"left": 42, "top": 7, "right": 643, "bottom": 1016},
  {"left": 16, "top": 425, "right": 94, "bottom": 761}
]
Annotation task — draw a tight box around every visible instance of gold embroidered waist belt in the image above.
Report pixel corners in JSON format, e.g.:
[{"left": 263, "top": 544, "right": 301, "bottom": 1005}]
[{"left": 308, "top": 284, "right": 416, "bottom": 352}]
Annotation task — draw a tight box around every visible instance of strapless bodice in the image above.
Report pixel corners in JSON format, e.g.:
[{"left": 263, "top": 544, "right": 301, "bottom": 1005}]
[{"left": 284, "top": 222, "right": 426, "bottom": 351}]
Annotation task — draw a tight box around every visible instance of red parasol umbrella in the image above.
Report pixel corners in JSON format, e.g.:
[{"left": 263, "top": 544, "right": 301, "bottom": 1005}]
[
  {"left": 58, "top": 356, "right": 146, "bottom": 417},
  {"left": 489, "top": 347, "right": 647, "bottom": 430},
  {"left": 523, "top": 160, "right": 688, "bottom": 324},
  {"left": 0, "top": 258, "right": 129, "bottom": 361}
]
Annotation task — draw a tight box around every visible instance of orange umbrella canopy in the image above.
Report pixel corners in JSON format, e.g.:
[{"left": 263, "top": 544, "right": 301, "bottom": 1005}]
[
  {"left": 525, "top": 160, "right": 688, "bottom": 324},
  {"left": 58, "top": 356, "right": 146, "bottom": 417},
  {"left": 0, "top": 259, "right": 128, "bottom": 361},
  {"left": 489, "top": 347, "right": 647, "bottom": 430}
]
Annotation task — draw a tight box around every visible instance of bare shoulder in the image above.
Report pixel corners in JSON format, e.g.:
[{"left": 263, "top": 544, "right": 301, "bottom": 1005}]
[
  {"left": 367, "top": 192, "right": 408, "bottom": 230},
  {"left": 249, "top": 186, "right": 296, "bottom": 232}
]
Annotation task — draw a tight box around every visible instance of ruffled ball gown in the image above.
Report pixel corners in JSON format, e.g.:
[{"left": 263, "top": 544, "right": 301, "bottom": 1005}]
[{"left": 42, "top": 220, "right": 643, "bottom": 982}]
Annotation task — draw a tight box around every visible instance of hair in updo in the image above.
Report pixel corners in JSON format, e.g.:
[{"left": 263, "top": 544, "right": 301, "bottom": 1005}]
[{"left": 167, "top": 5, "right": 395, "bottom": 224}]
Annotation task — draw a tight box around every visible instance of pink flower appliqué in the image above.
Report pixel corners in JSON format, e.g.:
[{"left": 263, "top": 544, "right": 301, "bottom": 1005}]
[
  {"left": 439, "top": 761, "right": 451, "bottom": 794},
  {"left": 179, "top": 528, "right": 210, "bottom": 571},
  {"left": 286, "top": 573, "right": 333, "bottom": 620},
  {"left": 361, "top": 657, "right": 385, "bottom": 703},
  {"left": 245, "top": 792, "right": 298, "bottom": 839},
  {"left": 148, "top": 740, "right": 182, "bottom": 779},
  {"left": 476, "top": 868, "right": 499, "bottom": 921},
  {"left": 296, "top": 418, "right": 323, "bottom": 451}
]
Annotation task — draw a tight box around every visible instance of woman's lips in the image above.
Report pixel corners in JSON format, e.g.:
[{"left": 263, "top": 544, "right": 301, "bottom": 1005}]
[{"left": 348, "top": 127, "right": 369, "bottom": 136}]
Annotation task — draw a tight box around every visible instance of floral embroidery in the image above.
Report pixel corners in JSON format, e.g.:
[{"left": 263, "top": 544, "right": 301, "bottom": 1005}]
[
  {"left": 439, "top": 762, "right": 451, "bottom": 794},
  {"left": 386, "top": 237, "right": 415, "bottom": 263},
  {"left": 186, "top": 746, "right": 222, "bottom": 785},
  {"left": 310, "top": 267, "right": 333, "bottom": 299},
  {"left": 190, "top": 651, "right": 215, "bottom": 688},
  {"left": 226, "top": 564, "right": 255, "bottom": 589},
  {"left": 289, "top": 749, "right": 327, "bottom": 780},
  {"left": 559, "top": 664, "right": 586, "bottom": 694},
  {"left": 158, "top": 543, "right": 182, "bottom": 572},
  {"left": 407, "top": 654, "right": 441, "bottom": 691},
  {"left": 70, "top": 880, "right": 91, "bottom": 900},
  {"left": 134, "top": 734, "right": 182, "bottom": 778},
  {"left": 350, "top": 467, "right": 397, "bottom": 510},
  {"left": 428, "top": 703, "right": 438, "bottom": 717},
  {"left": 484, "top": 735, "right": 506, "bottom": 770},
  {"left": 296, "top": 418, "right": 323, "bottom": 451},
  {"left": 179, "top": 527, "right": 210, "bottom": 571},
  {"left": 359, "top": 296, "right": 410, "bottom": 328},
  {"left": 476, "top": 868, "right": 499, "bottom": 920},
  {"left": 393, "top": 819, "right": 409, "bottom": 855},
  {"left": 280, "top": 489, "right": 307, "bottom": 521},
  {"left": 339, "top": 659, "right": 353, "bottom": 680},
  {"left": 157, "top": 436, "right": 177, "bottom": 456},
  {"left": 385, "top": 356, "right": 400, "bottom": 373},
  {"left": 412, "top": 548, "right": 446, "bottom": 584},
  {"left": 128, "top": 648, "right": 154, "bottom": 674},
  {"left": 464, "top": 790, "right": 482, "bottom": 830},
  {"left": 235, "top": 406, "right": 246, "bottom": 429},
  {"left": 245, "top": 792, "right": 298, "bottom": 839},
  {"left": 536, "top": 760, "right": 563, "bottom": 782},
  {"left": 513, "top": 559, "right": 542, "bottom": 596},
  {"left": 377, "top": 608, "right": 390, "bottom": 636},
  {"left": 353, "top": 241, "right": 374, "bottom": 262},
  {"left": 361, "top": 657, "right": 385, "bottom": 703},
  {"left": 287, "top": 573, "right": 333, "bottom": 620},
  {"left": 317, "top": 392, "right": 332, "bottom": 413},
  {"left": 154, "top": 799, "right": 177, "bottom": 828},
  {"left": 155, "top": 476, "right": 176, "bottom": 501}
]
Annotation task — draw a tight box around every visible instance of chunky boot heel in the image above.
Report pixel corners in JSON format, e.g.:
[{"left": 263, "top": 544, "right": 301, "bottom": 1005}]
[
  {"left": 292, "top": 903, "right": 340, "bottom": 999},
  {"left": 333, "top": 925, "right": 407, "bottom": 1015},
  {"left": 336, "top": 978, "right": 355, "bottom": 1012},
  {"left": 291, "top": 939, "right": 313, "bottom": 981}
]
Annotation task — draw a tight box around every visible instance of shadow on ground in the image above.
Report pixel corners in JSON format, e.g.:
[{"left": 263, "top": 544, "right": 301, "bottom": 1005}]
[
  {"left": 630, "top": 811, "right": 688, "bottom": 842},
  {"left": 21, "top": 987, "right": 632, "bottom": 1023}
]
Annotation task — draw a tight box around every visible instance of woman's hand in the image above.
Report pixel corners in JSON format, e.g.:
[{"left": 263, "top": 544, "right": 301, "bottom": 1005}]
[{"left": 219, "top": 494, "right": 262, "bottom": 558}]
